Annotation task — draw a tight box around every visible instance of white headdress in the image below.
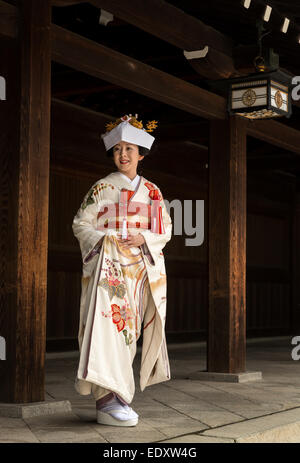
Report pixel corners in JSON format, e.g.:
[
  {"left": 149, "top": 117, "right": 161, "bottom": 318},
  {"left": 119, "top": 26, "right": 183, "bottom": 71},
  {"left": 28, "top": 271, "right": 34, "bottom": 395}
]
[{"left": 100, "top": 114, "right": 158, "bottom": 151}]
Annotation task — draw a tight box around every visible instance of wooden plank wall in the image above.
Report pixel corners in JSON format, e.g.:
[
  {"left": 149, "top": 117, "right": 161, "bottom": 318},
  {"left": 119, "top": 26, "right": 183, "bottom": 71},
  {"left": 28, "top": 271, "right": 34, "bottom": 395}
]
[
  {"left": 246, "top": 172, "right": 295, "bottom": 336},
  {"left": 46, "top": 101, "right": 297, "bottom": 351}
]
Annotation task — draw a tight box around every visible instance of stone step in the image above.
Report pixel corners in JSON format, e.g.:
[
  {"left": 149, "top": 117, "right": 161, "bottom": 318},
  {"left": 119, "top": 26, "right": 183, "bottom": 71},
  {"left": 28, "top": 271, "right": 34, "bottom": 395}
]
[
  {"left": 161, "top": 407, "right": 300, "bottom": 443},
  {"left": 0, "top": 400, "right": 72, "bottom": 419}
]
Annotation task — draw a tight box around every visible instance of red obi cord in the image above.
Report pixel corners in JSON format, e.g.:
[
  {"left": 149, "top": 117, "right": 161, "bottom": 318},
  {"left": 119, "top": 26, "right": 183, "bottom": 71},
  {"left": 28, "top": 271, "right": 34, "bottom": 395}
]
[{"left": 151, "top": 200, "right": 165, "bottom": 234}]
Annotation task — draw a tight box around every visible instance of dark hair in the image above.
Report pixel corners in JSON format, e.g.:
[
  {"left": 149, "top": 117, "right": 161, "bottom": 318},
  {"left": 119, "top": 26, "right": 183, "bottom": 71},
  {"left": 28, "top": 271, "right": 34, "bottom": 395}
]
[{"left": 106, "top": 145, "right": 150, "bottom": 158}]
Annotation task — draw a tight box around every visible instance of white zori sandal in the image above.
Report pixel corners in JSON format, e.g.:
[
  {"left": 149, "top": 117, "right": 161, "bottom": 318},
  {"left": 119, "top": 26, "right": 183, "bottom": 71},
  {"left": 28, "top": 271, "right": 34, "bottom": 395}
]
[{"left": 96, "top": 392, "right": 139, "bottom": 426}]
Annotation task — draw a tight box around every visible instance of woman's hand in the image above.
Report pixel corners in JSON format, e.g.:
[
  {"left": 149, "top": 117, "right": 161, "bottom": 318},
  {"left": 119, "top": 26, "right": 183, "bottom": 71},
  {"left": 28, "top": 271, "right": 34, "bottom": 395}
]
[{"left": 117, "top": 231, "right": 145, "bottom": 248}]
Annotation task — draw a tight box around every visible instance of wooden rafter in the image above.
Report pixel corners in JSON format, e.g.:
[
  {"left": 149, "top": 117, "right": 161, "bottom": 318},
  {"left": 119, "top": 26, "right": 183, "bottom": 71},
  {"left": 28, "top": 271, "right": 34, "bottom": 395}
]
[
  {"left": 50, "top": 24, "right": 300, "bottom": 155},
  {"left": 52, "top": 0, "right": 233, "bottom": 54},
  {"left": 51, "top": 24, "right": 226, "bottom": 120},
  {"left": 1, "top": 0, "right": 300, "bottom": 154},
  {"left": 52, "top": 0, "right": 236, "bottom": 79}
]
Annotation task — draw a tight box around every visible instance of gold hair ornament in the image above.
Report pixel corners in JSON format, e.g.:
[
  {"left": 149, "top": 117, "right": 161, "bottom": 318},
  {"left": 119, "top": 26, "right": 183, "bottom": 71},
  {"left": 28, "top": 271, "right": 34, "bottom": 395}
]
[{"left": 104, "top": 114, "right": 158, "bottom": 133}]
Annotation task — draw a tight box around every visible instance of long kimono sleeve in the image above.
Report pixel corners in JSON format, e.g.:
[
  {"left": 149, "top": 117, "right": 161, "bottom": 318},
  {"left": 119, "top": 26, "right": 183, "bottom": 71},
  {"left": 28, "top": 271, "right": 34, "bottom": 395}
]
[
  {"left": 139, "top": 189, "right": 172, "bottom": 266},
  {"left": 72, "top": 183, "right": 105, "bottom": 275}
]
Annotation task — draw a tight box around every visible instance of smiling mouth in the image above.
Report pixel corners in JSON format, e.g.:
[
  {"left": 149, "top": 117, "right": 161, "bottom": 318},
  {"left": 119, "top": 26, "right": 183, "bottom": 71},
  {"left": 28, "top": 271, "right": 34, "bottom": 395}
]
[{"left": 120, "top": 160, "right": 129, "bottom": 164}]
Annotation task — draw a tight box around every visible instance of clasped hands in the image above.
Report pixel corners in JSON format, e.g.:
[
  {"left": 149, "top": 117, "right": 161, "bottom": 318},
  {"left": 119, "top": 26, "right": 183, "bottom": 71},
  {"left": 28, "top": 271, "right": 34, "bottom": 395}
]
[{"left": 116, "top": 231, "right": 146, "bottom": 248}]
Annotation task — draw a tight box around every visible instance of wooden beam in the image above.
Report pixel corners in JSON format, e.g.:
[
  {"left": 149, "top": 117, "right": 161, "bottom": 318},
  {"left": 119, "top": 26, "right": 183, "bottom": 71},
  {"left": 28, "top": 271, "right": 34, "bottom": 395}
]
[
  {"left": 53, "top": 0, "right": 232, "bottom": 54},
  {"left": 51, "top": 0, "right": 300, "bottom": 82},
  {"left": 92, "top": 0, "right": 236, "bottom": 79},
  {"left": 208, "top": 116, "right": 247, "bottom": 373},
  {"left": 187, "top": 50, "right": 236, "bottom": 80},
  {"left": 0, "top": 0, "right": 51, "bottom": 402},
  {"left": 51, "top": 24, "right": 226, "bottom": 120},
  {"left": 52, "top": 0, "right": 236, "bottom": 78},
  {"left": 248, "top": 120, "right": 300, "bottom": 156},
  {"left": 3, "top": 1, "right": 299, "bottom": 153},
  {"left": 50, "top": 25, "right": 300, "bottom": 154}
]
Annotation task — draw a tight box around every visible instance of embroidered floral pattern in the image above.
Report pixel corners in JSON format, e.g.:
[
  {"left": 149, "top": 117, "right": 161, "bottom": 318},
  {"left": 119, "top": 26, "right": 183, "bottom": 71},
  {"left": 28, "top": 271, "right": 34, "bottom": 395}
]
[
  {"left": 81, "top": 186, "right": 96, "bottom": 210},
  {"left": 98, "top": 257, "right": 126, "bottom": 300},
  {"left": 101, "top": 300, "right": 134, "bottom": 346},
  {"left": 111, "top": 303, "right": 134, "bottom": 345},
  {"left": 81, "top": 183, "right": 115, "bottom": 210},
  {"left": 99, "top": 257, "right": 136, "bottom": 346}
]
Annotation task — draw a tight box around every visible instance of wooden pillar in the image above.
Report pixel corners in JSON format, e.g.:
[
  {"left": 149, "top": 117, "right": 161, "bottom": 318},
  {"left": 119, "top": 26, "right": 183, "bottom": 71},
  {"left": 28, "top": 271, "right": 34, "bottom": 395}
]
[
  {"left": 208, "top": 115, "right": 247, "bottom": 373},
  {"left": 0, "top": 0, "right": 51, "bottom": 402}
]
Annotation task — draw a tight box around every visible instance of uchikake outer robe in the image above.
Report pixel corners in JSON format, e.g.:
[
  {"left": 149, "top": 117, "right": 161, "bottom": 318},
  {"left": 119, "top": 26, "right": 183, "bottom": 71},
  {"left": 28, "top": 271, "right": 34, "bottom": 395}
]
[{"left": 72, "top": 171, "right": 172, "bottom": 404}]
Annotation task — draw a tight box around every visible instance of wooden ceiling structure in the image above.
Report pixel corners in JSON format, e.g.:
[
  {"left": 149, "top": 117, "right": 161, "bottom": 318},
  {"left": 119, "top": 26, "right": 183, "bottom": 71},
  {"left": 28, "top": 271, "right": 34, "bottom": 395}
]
[
  {"left": 39, "top": 0, "right": 300, "bottom": 175},
  {"left": 1, "top": 0, "right": 300, "bottom": 403}
]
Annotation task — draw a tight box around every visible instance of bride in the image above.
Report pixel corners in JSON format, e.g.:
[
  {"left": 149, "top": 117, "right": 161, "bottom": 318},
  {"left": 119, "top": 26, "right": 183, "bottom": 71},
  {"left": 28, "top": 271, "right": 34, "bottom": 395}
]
[{"left": 72, "top": 114, "right": 172, "bottom": 427}]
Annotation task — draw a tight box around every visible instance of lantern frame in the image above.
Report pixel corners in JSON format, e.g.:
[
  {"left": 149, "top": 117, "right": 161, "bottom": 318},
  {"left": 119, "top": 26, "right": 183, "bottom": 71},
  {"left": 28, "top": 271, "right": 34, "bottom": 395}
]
[
  {"left": 209, "top": 69, "right": 292, "bottom": 120},
  {"left": 228, "top": 69, "right": 292, "bottom": 119}
]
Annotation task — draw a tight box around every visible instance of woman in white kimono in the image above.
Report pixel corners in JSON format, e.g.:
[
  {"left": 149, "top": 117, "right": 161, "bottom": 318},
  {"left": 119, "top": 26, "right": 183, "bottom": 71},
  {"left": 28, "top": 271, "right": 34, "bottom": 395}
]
[{"left": 72, "top": 114, "right": 172, "bottom": 427}]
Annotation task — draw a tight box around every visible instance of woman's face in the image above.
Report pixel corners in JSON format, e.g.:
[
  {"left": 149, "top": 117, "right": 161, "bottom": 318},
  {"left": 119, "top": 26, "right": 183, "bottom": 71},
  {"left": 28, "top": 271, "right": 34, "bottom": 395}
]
[{"left": 112, "top": 141, "right": 144, "bottom": 176}]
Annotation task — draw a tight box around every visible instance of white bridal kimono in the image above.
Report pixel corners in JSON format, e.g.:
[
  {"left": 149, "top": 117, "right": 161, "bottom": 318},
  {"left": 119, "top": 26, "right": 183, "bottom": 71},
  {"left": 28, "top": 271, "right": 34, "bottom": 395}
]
[{"left": 72, "top": 171, "right": 172, "bottom": 404}]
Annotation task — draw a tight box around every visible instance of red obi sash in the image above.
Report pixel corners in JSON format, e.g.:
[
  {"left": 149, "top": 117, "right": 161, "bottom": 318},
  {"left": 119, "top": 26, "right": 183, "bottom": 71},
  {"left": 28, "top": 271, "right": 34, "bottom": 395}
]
[{"left": 96, "top": 188, "right": 165, "bottom": 234}]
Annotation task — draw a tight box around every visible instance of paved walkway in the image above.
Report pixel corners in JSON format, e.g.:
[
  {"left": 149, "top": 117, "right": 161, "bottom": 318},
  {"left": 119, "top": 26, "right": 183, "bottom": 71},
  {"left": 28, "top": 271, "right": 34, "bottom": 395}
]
[{"left": 1, "top": 336, "right": 300, "bottom": 443}]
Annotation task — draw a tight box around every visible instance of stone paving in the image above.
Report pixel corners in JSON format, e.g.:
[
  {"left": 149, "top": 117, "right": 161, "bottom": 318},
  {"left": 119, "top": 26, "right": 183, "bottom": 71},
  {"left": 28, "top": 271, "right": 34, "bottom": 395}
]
[{"left": 1, "top": 336, "right": 300, "bottom": 443}]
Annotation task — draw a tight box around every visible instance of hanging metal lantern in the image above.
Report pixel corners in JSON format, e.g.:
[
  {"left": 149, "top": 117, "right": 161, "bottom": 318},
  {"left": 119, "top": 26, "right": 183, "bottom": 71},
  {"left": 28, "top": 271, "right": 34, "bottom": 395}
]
[
  {"left": 208, "top": 19, "right": 293, "bottom": 120},
  {"left": 227, "top": 67, "right": 292, "bottom": 120}
]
